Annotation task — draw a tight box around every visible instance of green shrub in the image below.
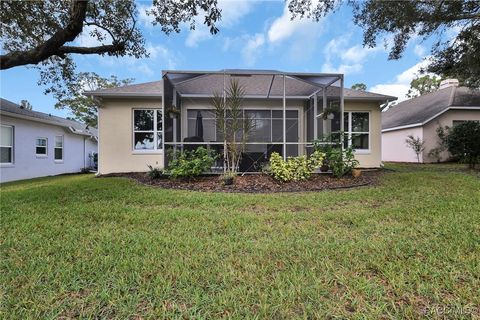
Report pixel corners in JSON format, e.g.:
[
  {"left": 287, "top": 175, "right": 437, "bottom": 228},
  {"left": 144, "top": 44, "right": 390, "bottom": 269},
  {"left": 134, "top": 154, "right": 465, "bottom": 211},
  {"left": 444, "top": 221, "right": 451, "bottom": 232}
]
[
  {"left": 167, "top": 147, "right": 217, "bottom": 179},
  {"left": 268, "top": 151, "right": 324, "bottom": 182},
  {"left": 147, "top": 165, "right": 163, "bottom": 179},
  {"left": 445, "top": 121, "right": 480, "bottom": 168},
  {"left": 328, "top": 147, "right": 359, "bottom": 177}
]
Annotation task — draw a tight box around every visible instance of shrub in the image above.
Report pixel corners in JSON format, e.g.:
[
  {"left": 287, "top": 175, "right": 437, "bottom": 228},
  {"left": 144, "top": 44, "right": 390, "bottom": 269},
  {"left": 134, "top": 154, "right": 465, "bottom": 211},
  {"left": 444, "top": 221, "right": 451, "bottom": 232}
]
[
  {"left": 147, "top": 165, "right": 163, "bottom": 179},
  {"left": 167, "top": 147, "right": 217, "bottom": 179},
  {"left": 328, "top": 147, "right": 359, "bottom": 177},
  {"left": 445, "top": 121, "right": 480, "bottom": 168},
  {"left": 268, "top": 151, "right": 324, "bottom": 182},
  {"left": 405, "top": 135, "right": 425, "bottom": 163}
]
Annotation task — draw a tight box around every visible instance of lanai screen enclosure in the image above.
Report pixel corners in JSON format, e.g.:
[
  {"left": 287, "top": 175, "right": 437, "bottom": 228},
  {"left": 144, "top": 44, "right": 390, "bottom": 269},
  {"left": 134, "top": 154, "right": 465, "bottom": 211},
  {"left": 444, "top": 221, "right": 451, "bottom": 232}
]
[{"left": 162, "top": 70, "right": 344, "bottom": 172}]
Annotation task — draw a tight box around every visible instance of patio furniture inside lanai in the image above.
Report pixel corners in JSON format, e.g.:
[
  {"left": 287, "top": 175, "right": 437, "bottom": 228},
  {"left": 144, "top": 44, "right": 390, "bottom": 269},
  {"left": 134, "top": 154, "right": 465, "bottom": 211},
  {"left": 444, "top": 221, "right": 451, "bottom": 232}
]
[{"left": 162, "top": 70, "right": 344, "bottom": 173}]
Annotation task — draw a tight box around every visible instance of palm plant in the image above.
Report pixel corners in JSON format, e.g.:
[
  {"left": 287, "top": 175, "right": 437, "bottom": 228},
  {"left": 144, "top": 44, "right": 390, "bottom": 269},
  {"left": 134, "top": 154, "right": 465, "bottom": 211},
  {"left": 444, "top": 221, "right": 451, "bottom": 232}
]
[{"left": 212, "top": 79, "right": 253, "bottom": 174}]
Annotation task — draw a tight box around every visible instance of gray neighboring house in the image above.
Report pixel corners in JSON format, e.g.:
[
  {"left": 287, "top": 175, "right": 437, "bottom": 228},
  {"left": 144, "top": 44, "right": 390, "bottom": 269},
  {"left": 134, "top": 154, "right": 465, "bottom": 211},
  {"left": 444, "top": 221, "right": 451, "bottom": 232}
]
[
  {"left": 1, "top": 98, "right": 98, "bottom": 183},
  {"left": 382, "top": 80, "right": 480, "bottom": 163}
]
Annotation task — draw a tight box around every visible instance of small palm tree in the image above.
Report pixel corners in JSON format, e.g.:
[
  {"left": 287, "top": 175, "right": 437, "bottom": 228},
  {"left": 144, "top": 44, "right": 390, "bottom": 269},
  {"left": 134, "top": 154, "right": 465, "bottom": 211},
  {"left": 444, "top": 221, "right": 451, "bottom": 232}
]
[{"left": 212, "top": 79, "right": 253, "bottom": 173}]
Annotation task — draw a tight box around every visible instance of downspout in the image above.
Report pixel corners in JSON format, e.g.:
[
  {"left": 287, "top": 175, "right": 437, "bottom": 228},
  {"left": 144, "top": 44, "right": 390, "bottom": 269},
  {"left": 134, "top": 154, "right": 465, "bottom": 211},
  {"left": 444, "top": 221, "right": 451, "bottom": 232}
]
[{"left": 83, "top": 137, "right": 86, "bottom": 168}]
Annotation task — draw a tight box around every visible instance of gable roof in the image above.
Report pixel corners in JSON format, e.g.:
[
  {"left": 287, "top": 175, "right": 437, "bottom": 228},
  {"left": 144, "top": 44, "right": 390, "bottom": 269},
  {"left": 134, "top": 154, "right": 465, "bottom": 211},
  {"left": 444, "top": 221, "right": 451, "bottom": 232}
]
[
  {"left": 0, "top": 98, "right": 97, "bottom": 138},
  {"left": 382, "top": 86, "right": 480, "bottom": 131}
]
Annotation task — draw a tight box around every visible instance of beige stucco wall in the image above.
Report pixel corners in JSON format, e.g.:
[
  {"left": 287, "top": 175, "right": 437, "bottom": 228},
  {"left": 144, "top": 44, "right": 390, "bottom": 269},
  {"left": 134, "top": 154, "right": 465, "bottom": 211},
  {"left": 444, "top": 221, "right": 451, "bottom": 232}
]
[
  {"left": 98, "top": 98, "right": 163, "bottom": 174},
  {"left": 382, "top": 127, "right": 424, "bottom": 163},
  {"left": 422, "top": 109, "right": 480, "bottom": 162},
  {"left": 344, "top": 101, "right": 383, "bottom": 168},
  {"left": 97, "top": 97, "right": 384, "bottom": 173}
]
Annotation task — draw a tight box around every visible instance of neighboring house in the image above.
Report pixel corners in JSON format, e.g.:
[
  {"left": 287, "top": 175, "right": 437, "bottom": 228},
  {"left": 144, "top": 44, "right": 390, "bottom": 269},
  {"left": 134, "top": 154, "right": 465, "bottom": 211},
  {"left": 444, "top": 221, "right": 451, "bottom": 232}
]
[
  {"left": 382, "top": 79, "right": 480, "bottom": 163},
  {"left": 0, "top": 98, "right": 98, "bottom": 183},
  {"left": 86, "top": 70, "right": 396, "bottom": 175}
]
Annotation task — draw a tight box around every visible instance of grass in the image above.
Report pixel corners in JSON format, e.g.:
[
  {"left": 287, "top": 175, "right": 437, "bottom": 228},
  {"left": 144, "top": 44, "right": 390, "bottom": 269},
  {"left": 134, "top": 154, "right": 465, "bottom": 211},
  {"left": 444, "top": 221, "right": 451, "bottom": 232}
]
[{"left": 1, "top": 163, "right": 479, "bottom": 319}]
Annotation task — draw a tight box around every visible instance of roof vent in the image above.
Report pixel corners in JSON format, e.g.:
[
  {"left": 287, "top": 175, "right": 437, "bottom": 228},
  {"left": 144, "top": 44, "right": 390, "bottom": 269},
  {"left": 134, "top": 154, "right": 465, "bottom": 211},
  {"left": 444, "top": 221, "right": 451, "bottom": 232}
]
[{"left": 439, "top": 79, "right": 459, "bottom": 90}]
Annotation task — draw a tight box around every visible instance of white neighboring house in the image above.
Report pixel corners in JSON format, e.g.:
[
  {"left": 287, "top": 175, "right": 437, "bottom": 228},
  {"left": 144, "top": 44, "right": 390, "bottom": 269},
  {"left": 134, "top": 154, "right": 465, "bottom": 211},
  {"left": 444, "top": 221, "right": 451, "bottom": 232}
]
[{"left": 0, "top": 98, "right": 98, "bottom": 183}]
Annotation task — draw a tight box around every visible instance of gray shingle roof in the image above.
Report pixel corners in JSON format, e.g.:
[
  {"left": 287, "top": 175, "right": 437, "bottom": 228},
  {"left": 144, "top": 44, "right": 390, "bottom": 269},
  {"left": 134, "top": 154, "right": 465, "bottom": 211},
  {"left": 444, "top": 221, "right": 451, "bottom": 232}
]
[
  {"left": 382, "top": 86, "right": 480, "bottom": 130},
  {"left": 85, "top": 80, "right": 163, "bottom": 97},
  {"left": 0, "top": 98, "right": 97, "bottom": 137},
  {"left": 86, "top": 72, "right": 395, "bottom": 101}
]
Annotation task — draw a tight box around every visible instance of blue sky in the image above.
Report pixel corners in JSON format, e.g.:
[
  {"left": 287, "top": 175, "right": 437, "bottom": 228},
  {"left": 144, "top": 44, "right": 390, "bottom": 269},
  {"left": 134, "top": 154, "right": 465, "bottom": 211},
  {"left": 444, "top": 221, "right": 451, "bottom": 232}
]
[{"left": 1, "top": 0, "right": 437, "bottom": 118}]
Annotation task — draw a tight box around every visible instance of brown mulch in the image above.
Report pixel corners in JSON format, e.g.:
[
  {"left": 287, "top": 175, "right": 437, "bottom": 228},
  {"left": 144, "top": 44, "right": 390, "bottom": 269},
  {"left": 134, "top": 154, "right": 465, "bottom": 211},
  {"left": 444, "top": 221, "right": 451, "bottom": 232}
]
[{"left": 102, "top": 170, "right": 382, "bottom": 193}]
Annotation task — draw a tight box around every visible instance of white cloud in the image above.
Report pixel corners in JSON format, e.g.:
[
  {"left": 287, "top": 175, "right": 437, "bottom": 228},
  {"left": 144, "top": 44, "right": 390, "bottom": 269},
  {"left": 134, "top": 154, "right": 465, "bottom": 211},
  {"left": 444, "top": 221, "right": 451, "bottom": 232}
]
[
  {"left": 267, "top": 5, "right": 316, "bottom": 43},
  {"left": 242, "top": 33, "right": 265, "bottom": 66},
  {"left": 98, "top": 43, "right": 178, "bottom": 77},
  {"left": 138, "top": 4, "right": 156, "bottom": 28},
  {"left": 369, "top": 60, "right": 431, "bottom": 101},
  {"left": 320, "top": 36, "right": 384, "bottom": 75},
  {"left": 75, "top": 25, "right": 111, "bottom": 47},
  {"left": 185, "top": 0, "right": 255, "bottom": 47},
  {"left": 413, "top": 44, "right": 426, "bottom": 58}
]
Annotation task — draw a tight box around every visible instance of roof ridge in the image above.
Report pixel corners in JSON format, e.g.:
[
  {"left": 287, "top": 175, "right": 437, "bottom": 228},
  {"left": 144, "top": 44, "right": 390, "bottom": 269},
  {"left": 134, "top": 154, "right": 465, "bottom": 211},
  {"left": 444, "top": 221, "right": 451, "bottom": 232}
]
[{"left": 447, "top": 85, "right": 456, "bottom": 106}]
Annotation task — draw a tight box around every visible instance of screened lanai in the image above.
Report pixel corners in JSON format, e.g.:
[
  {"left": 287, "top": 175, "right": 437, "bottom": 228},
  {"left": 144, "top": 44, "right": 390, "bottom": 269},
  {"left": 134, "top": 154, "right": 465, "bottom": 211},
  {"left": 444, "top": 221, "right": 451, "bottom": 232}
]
[{"left": 162, "top": 70, "right": 344, "bottom": 172}]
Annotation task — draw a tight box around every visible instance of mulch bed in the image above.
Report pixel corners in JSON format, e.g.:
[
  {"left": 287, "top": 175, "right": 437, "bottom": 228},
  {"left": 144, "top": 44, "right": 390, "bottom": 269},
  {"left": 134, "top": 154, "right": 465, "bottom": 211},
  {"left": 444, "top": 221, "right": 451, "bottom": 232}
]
[{"left": 103, "top": 171, "right": 382, "bottom": 193}]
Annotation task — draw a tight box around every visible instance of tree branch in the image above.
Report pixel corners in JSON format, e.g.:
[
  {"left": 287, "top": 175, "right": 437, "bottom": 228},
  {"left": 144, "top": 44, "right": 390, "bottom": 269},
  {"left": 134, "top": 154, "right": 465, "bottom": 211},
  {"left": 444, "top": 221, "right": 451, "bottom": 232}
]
[
  {"left": 57, "top": 43, "right": 125, "bottom": 55},
  {"left": 1, "top": 0, "right": 88, "bottom": 69}
]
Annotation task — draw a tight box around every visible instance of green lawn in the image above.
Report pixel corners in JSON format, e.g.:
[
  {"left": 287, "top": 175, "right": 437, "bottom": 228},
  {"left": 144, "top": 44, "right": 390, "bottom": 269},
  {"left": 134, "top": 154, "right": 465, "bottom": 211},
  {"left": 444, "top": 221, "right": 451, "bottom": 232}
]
[{"left": 1, "top": 164, "right": 479, "bottom": 319}]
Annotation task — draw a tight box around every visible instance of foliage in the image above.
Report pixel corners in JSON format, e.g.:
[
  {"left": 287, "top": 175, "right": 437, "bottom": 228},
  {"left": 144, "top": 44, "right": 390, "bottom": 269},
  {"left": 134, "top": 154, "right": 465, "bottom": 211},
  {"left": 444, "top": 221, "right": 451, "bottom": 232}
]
[
  {"left": 19, "top": 100, "right": 33, "bottom": 110},
  {"left": 328, "top": 147, "right": 359, "bottom": 178},
  {"left": 427, "top": 147, "right": 443, "bottom": 163},
  {"left": 444, "top": 121, "right": 480, "bottom": 169},
  {"left": 54, "top": 72, "right": 133, "bottom": 127},
  {"left": 0, "top": 0, "right": 221, "bottom": 98},
  {"left": 147, "top": 165, "right": 163, "bottom": 179},
  {"left": 268, "top": 151, "right": 324, "bottom": 182},
  {"left": 405, "top": 135, "right": 426, "bottom": 163},
  {"left": 351, "top": 83, "right": 367, "bottom": 91},
  {"left": 287, "top": 0, "right": 480, "bottom": 88},
  {"left": 167, "top": 147, "right": 217, "bottom": 179},
  {"left": 406, "top": 75, "right": 442, "bottom": 98},
  {"left": 1, "top": 165, "right": 480, "bottom": 318},
  {"left": 220, "top": 171, "right": 236, "bottom": 185},
  {"left": 212, "top": 80, "right": 253, "bottom": 174},
  {"left": 313, "top": 133, "right": 342, "bottom": 167}
]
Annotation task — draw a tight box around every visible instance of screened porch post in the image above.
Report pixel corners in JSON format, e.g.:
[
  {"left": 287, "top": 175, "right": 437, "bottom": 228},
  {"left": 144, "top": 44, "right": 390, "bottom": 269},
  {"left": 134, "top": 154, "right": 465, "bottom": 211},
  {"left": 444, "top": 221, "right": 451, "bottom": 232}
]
[
  {"left": 340, "top": 75, "right": 345, "bottom": 149},
  {"left": 322, "top": 89, "right": 327, "bottom": 135},
  {"left": 313, "top": 93, "right": 318, "bottom": 141},
  {"left": 223, "top": 71, "right": 227, "bottom": 172},
  {"left": 282, "top": 73, "right": 286, "bottom": 160}
]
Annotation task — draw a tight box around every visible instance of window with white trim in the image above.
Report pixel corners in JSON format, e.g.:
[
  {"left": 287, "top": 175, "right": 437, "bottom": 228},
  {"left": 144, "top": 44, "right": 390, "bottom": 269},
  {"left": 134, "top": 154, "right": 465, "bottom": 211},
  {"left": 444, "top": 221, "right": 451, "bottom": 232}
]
[
  {"left": 344, "top": 112, "right": 370, "bottom": 151},
  {"left": 1, "top": 125, "right": 14, "bottom": 164},
  {"left": 133, "top": 109, "right": 162, "bottom": 151},
  {"left": 54, "top": 136, "right": 63, "bottom": 161},
  {"left": 36, "top": 137, "right": 48, "bottom": 156}
]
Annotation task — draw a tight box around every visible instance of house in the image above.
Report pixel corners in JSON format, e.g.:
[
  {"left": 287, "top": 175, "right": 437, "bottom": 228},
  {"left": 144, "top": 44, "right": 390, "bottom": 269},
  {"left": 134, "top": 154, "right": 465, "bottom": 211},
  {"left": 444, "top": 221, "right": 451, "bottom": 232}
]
[
  {"left": 0, "top": 98, "right": 98, "bottom": 183},
  {"left": 86, "top": 70, "right": 396, "bottom": 175},
  {"left": 382, "top": 79, "right": 480, "bottom": 163}
]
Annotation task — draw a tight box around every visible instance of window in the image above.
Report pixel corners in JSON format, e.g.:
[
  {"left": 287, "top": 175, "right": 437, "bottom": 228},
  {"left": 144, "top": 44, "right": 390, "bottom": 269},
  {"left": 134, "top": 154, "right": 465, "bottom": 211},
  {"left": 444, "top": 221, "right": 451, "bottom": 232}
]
[
  {"left": 1, "top": 125, "right": 14, "bottom": 164},
  {"left": 36, "top": 137, "right": 48, "bottom": 156},
  {"left": 344, "top": 112, "right": 369, "bottom": 151},
  {"left": 54, "top": 136, "right": 63, "bottom": 161},
  {"left": 186, "top": 109, "right": 299, "bottom": 143},
  {"left": 133, "top": 109, "right": 162, "bottom": 151}
]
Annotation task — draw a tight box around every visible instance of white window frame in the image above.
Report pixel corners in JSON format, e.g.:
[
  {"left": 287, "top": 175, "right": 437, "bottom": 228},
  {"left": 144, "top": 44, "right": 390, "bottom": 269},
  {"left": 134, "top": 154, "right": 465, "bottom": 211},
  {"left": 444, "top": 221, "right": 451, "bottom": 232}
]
[
  {"left": 132, "top": 108, "right": 163, "bottom": 154},
  {"left": 35, "top": 137, "right": 48, "bottom": 157},
  {"left": 1, "top": 125, "right": 14, "bottom": 165},
  {"left": 345, "top": 111, "right": 370, "bottom": 154},
  {"left": 54, "top": 135, "right": 64, "bottom": 162}
]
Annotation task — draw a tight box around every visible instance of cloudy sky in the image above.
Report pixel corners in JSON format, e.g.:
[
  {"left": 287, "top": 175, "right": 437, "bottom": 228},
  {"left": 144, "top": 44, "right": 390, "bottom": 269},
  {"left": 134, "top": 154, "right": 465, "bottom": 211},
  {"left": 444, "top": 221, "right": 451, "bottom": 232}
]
[{"left": 1, "top": 0, "right": 441, "bottom": 117}]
